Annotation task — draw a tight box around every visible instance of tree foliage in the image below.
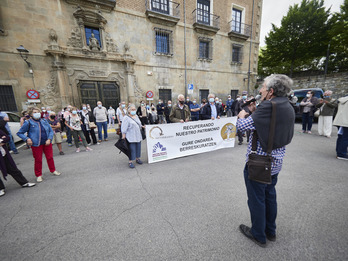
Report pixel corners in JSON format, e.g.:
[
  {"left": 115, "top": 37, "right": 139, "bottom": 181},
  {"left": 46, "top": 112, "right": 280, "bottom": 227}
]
[
  {"left": 327, "top": 0, "right": 348, "bottom": 72},
  {"left": 259, "top": 0, "right": 331, "bottom": 77}
]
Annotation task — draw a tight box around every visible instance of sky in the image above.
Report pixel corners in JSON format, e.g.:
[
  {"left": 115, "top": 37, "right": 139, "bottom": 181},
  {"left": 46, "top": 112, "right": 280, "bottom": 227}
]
[{"left": 260, "top": 0, "right": 344, "bottom": 47}]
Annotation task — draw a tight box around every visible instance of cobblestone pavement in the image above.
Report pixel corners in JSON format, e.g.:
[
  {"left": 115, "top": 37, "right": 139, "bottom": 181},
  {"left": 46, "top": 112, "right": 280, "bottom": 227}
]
[{"left": 0, "top": 123, "right": 347, "bottom": 261}]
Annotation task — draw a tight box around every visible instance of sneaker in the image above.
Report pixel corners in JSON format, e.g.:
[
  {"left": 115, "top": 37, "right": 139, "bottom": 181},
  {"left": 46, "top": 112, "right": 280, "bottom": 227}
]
[
  {"left": 59, "top": 151, "right": 65, "bottom": 155},
  {"left": 136, "top": 159, "right": 143, "bottom": 165},
  {"left": 97, "top": 142, "right": 101, "bottom": 145},
  {"left": 129, "top": 162, "right": 135, "bottom": 168},
  {"left": 98, "top": 140, "right": 102, "bottom": 143},
  {"left": 22, "top": 183, "right": 36, "bottom": 188},
  {"left": 76, "top": 148, "right": 80, "bottom": 153},
  {"left": 68, "top": 143, "right": 73, "bottom": 147},
  {"left": 307, "top": 131, "right": 312, "bottom": 134},
  {"left": 88, "top": 143, "right": 92, "bottom": 146},
  {"left": 104, "top": 139, "right": 108, "bottom": 141},
  {"left": 37, "top": 176, "right": 43, "bottom": 182},
  {"left": 337, "top": 156, "right": 348, "bottom": 161},
  {"left": 13, "top": 151, "right": 19, "bottom": 154},
  {"left": 86, "top": 147, "right": 93, "bottom": 152},
  {"left": 238, "top": 142, "right": 243, "bottom": 145},
  {"left": 0, "top": 189, "right": 5, "bottom": 197},
  {"left": 51, "top": 170, "right": 61, "bottom": 176}
]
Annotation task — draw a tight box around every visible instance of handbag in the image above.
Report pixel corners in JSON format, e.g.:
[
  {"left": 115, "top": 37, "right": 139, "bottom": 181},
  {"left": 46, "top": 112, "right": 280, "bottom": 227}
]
[
  {"left": 89, "top": 122, "right": 97, "bottom": 129},
  {"left": 314, "top": 108, "right": 320, "bottom": 117},
  {"left": 128, "top": 116, "right": 146, "bottom": 140},
  {"left": 247, "top": 101, "right": 276, "bottom": 184}
]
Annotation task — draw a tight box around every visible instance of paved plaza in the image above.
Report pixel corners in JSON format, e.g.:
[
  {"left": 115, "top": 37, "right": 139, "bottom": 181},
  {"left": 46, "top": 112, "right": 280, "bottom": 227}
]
[{"left": 0, "top": 123, "right": 347, "bottom": 261}]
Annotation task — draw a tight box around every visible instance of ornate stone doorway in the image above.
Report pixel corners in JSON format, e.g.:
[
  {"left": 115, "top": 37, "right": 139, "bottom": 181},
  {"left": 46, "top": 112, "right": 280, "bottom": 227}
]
[{"left": 78, "top": 81, "right": 120, "bottom": 108}]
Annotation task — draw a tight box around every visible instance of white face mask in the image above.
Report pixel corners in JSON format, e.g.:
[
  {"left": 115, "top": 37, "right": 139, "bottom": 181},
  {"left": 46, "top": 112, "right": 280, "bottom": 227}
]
[
  {"left": 33, "top": 113, "right": 41, "bottom": 120},
  {"left": 98, "top": 104, "right": 102, "bottom": 108},
  {"left": 306, "top": 94, "right": 311, "bottom": 98}
]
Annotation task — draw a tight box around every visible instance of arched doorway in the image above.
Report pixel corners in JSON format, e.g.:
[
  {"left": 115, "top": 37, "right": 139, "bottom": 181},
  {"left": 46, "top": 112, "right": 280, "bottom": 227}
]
[{"left": 78, "top": 81, "right": 120, "bottom": 108}]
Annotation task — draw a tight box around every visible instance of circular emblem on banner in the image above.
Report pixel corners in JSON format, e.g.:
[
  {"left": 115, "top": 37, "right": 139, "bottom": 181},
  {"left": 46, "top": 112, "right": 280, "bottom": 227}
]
[
  {"left": 146, "top": 91, "right": 154, "bottom": 98},
  {"left": 221, "top": 123, "right": 236, "bottom": 141},
  {"left": 26, "top": 89, "right": 40, "bottom": 99}
]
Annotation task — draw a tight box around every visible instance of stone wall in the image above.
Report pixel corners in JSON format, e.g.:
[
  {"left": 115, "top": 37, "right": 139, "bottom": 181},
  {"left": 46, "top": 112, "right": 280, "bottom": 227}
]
[
  {"left": 0, "top": 0, "right": 263, "bottom": 111},
  {"left": 292, "top": 72, "right": 348, "bottom": 98}
]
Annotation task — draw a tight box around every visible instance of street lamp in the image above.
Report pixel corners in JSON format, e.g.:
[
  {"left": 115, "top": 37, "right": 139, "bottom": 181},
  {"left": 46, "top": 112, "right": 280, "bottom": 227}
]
[
  {"left": 16, "top": 45, "right": 36, "bottom": 89},
  {"left": 16, "top": 45, "right": 32, "bottom": 68}
]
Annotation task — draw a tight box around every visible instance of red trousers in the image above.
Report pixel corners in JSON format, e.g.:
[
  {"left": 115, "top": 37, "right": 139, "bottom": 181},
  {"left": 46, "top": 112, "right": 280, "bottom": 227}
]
[{"left": 31, "top": 144, "right": 56, "bottom": 177}]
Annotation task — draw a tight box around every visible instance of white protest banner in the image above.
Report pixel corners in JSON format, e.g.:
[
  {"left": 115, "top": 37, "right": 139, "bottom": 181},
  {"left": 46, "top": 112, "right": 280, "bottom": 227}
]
[{"left": 146, "top": 117, "right": 237, "bottom": 163}]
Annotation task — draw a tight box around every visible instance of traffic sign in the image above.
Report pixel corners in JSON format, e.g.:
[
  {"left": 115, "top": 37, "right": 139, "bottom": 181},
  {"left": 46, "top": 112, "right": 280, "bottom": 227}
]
[
  {"left": 26, "top": 89, "right": 40, "bottom": 99},
  {"left": 146, "top": 91, "right": 154, "bottom": 99},
  {"left": 188, "top": 84, "right": 193, "bottom": 90}
]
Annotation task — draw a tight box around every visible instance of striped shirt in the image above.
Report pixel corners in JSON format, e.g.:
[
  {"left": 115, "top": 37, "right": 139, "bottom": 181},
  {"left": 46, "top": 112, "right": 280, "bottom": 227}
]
[{"left": 236, "top": 116, "right": 286, "bottom": 175}]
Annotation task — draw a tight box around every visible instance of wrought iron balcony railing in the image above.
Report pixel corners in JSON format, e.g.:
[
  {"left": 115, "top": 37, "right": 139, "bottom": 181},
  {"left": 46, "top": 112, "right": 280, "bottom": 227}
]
[
  {"left": 192, "top": 9, "right": 220, "bottom": 29},
  {"left": 145, "top": 0, "right": 180, "bottom": 18},
  {"left": 228, "top": 20, "right": 251, "bottom": 38}
]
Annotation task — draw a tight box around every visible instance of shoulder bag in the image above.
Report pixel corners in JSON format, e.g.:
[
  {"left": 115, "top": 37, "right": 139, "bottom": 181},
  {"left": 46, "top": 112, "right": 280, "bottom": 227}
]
[
  {"left": 128, "top": 116, "right": 146, "bottom": 140},
  {"left": 247, "top": 101, "right": 276, "bottom": 184}
]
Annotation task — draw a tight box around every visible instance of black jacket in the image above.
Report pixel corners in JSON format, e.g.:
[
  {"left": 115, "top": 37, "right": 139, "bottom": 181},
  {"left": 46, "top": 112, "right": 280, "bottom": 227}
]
[
  {"left": 251, "top": 97, "right": 295, "bottom": 151},
  {"left": 201, "top": 103, "right": 221, "bottom": 120}
]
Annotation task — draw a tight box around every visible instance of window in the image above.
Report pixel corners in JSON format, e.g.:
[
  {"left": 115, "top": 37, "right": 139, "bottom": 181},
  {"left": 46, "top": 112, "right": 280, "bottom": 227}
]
[
  {"left": 199, "top": 89, "right": 209, "bottom": 103},
  {"left": 155, "top": 28, "right": 173, "bottom": 55},
  {"left": 151, "top": 0, "right": 169, "bottom": 14},
  {"left": 197, "top": 0, "right": 210, "bottom": 25},
  {"left": 232, "top": 44, "right": 243, "bottom": 63},
  {"left": 230, "top": 90, "right": 238, "bottom": 100},
  {"left": 85, "top": 27, "right": 101, "bottom": 48},
  {"left": 0, "top": 85, "right": 17, "bottom": 111},
  {"left": 159, "top": 89, "right": 172, "bottom": 104},
  {"left": 232, "top": 8, "right": 242, "bottom": 33},
  {"left": 198, "top": 37, "right": 212, "bottom": 60}
]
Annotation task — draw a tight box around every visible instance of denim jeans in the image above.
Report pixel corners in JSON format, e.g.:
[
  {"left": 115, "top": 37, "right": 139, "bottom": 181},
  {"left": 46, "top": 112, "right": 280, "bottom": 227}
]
[
  {"left": 8, "top": 133, "right": 18, "bottom": 153},
  {"left": 336, "top": 127, "right": 348, "bottom": 158},
  {"left": 96, "top": 121, "right": 108, "bottom": 140},
  {"left": 244, "top": 164, "right": 278, "bottom": 243},
  {"left": 129, "top": 142, "right": 141, "bottom": 161},
  {"left": 302, "top": 112, "right": 313, "bottom": 131},
  {"left": 66, "top": 127, "right": 72, "bottom": 143}
]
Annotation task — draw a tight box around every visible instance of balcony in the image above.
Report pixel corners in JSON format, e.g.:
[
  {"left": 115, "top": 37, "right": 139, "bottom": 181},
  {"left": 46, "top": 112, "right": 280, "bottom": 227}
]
[
  {"left": 192, "top": 9, "right": 220, "bottom": 35},
  {"left": 228, "top": 20, "right": 251, "bottom": 40},
  {"left": 145, "top": 0, "right": 180, "bottom": 27}
]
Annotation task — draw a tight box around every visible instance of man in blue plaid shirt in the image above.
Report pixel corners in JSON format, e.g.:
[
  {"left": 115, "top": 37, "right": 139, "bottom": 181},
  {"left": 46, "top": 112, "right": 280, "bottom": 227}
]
[{"left": 237, "top": 74, "right": 295, "bottom": 247}]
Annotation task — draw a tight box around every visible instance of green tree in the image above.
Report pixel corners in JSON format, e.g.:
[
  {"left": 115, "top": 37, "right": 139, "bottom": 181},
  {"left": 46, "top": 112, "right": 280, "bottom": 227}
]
[
  {"left": 327, "top": 0, "right": 348, "bottom": 72},
  {"left": 258, "top": 0, "right": 331, "bottom": 77}
]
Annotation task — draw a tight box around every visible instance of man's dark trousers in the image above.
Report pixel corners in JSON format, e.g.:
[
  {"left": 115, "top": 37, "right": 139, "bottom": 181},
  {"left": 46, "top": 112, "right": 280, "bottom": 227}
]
[{"left": 244, "top": 164, "right": 278, "bottom": 243}]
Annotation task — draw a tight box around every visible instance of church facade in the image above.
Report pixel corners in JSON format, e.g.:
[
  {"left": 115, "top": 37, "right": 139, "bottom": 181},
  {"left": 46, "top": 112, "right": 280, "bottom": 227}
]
[{"left": 0, "top": 0, "right": 262, "bottom": 112}]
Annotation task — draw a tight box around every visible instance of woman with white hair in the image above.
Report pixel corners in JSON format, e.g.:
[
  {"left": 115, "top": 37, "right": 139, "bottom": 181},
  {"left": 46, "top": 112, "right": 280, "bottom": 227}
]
[
  {"left": 121, "top": 104, "right": 144, "bottom": 168},
  {"left": 316, "top": 90, "right": 338, "bottom": 137}
]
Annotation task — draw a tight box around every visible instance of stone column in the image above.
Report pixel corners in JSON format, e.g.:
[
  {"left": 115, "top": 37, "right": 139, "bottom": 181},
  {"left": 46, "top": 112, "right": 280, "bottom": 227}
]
[
  {"left": 100, "top": 23, "right": 107, "bottom": 53},
  {"left": 78, "top": 18, "right": 88, "bottom": 50},
  {"left": 125, "top": 61, "right": 135, "bottom": 104},
  {"left": 52, "top": 53, "right": 73, "bottom": 107}
]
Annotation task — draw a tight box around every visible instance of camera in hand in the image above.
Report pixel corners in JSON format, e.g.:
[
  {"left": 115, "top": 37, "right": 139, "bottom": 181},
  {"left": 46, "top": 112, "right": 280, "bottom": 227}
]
[{"left": 241, "top": 94, "right": 261, "bottom": 108}]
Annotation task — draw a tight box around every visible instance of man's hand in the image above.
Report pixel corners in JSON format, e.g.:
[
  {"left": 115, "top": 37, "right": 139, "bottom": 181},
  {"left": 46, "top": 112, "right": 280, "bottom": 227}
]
[
  {"left": 185, "top": 119, "right": 189, "bottom": 122},
  {"left": 247, "top": 102, "right": 256, "bottom": 113},
  {"left": 238, "top": 110, "right": 249, "bottom": 119},
  {"left": 180, "top": 120, "right": 184, "bottom": 123},
  {"left": 211, "top": 117, "right": 215, "bottom": 120},
  {"left": 27, "top": 138, "right": 33, "bottom": 146},
  {"left": 217, "top": 116, "right": 220, "bottom": 119},
  {"left": 45, "top": 139, "right": 51, "bottom": 146}
]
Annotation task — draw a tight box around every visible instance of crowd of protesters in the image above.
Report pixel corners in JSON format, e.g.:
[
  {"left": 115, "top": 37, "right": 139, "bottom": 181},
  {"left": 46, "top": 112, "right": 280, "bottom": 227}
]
[{"left": 0, "top": 87, "right": 347, "bottom": 197}]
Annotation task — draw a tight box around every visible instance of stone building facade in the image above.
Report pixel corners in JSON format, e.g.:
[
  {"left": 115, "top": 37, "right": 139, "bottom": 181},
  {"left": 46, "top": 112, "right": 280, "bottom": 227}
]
[{"left": 0, "top": 0, "right": 262, "bottom": 112}]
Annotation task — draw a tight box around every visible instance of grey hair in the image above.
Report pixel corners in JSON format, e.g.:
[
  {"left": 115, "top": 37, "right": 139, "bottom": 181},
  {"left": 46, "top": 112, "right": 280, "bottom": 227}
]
[
  {"left": 178, "top": 94, "right": 185, "bottom": 99},
  {"left": 127, "top": 104, "right": 136, "bottom": 112},
  {"left": 324, "top": 90, "right": 333, "bottom": 96},
  {"left": 263, "top": 74, "right": 293, "bottom": 97},
  {"left": 208, "top": 93, "right": 215, "bottom": 99}
]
